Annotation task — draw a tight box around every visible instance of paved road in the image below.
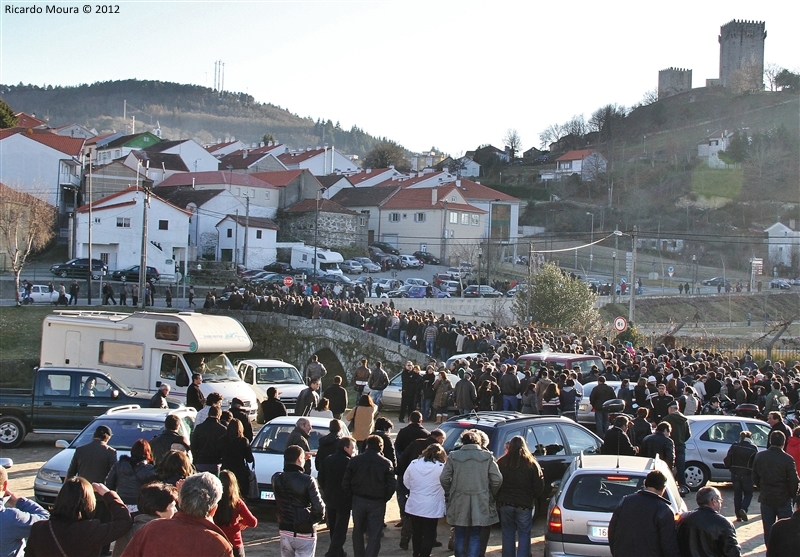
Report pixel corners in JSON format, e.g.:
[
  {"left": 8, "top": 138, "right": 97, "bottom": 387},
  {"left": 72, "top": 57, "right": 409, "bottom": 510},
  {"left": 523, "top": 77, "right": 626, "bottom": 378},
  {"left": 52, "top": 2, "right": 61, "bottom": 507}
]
[{"left": 0, "top": 413, "right": 771, "bottom": 557}]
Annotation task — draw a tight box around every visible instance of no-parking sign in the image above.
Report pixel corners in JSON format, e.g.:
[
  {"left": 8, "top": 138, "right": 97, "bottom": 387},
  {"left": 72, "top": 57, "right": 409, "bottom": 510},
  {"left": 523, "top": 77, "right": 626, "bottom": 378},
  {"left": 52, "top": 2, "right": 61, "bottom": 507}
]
[{"left": 614, "top": 316, "right": 628, "bottom": 332}]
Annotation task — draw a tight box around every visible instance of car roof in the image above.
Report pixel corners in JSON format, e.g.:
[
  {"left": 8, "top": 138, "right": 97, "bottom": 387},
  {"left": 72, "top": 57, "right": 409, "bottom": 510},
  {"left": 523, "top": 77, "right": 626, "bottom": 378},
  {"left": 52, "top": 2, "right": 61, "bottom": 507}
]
[
  {"left": 575, "top": 454, "right": 668, "bottom": 473},
  {"left": 101, "top": 406, "right": 196, "bottom": 420},
  {"left": 238, "top": 359, "right": 297, "bottom": 367},
  {"left": 518, "top": 352, "right": 602, "bottom": 360},
  {"left": 445, "top": 411, "right": 570, "bottom": 427},
  {"left": 264, "top": 416, "right": 340, "bottom": 428},
  {"left": 687, "top": 415, "right": 766, "bottom": 424}
]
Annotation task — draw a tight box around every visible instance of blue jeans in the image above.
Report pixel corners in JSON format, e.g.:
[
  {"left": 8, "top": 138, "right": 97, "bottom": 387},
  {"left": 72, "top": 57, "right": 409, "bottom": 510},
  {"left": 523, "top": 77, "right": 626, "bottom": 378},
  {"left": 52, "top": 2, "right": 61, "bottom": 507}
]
[
  {"left": 370, "top": 389, "right": 383, "bottom": 408},
  {"left": 426, "top": 339, "right": 435, "bottom": 356},
  {"left": 503, "top": 395, "right": 517, "bottom": 411},
  {"left": 421, "top": 397, "right": 433, "bottom": 421},
  {"left": 761, "top": 500, "right": 792, "bottom": 547},
  {"left": 453, "top": 525, "right": 482, "bottom": 557},
  {"left": 595, "top": 410, "right": 609, "bottom": 440},
  {"left": 500, "top": 505, "right": 532, "bottom": 557},
  {"left": 731, "top": 472, "right": 753, "bottom": 514},
  {"left": 400, "top": 330, "right": 407, "bottom": 345}
]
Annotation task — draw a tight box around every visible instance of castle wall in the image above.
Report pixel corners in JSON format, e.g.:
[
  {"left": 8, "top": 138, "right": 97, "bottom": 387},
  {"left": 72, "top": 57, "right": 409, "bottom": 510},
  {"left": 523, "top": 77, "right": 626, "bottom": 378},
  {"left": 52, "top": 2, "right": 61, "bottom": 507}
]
[
  {"left": 658, "top": 68, "right": 693, "bottom": 99},
  {"left": 719, "top": 19, "right": 766, "bottom": 89}
]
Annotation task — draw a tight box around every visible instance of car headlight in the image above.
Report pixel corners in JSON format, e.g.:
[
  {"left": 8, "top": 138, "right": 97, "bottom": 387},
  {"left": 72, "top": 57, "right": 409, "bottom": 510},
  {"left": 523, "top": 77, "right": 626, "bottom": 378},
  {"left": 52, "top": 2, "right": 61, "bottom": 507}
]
[
  {"left": 579, "top": 404, "right": 588, "bottom": 411},
  {"left": 37, "top": 468, "right": 63, "bottom": 483}
]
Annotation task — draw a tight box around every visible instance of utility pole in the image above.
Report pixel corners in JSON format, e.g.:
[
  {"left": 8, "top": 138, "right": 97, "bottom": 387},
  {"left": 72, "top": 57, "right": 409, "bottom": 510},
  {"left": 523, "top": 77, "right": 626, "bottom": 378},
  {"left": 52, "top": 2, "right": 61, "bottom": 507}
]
[
  {"left": 138, "top": 183, "right": 150, "bottom": 309},
  {"left": 527, "top": 242, "right": 533, "bottom": 322},
  {"left": 87, "top": 158, "right": 93, "bottom": 305},
  {"left": 629, "top": 225, "right": 638, "bottom": 324},
  {"left": 243, "top": 195, "right": 250, "bottom": 268},
  {"left": 234, "top": 209, "right": 239, "bottom": 267}
]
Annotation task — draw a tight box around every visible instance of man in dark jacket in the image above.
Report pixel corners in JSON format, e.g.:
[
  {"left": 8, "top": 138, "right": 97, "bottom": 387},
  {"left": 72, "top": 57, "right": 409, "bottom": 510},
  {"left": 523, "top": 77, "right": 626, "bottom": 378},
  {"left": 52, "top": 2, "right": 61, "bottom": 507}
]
[
  {"left": 499, "top": 366, "right": 520, "bottom": 411},
  {"left": 318, "top": 437, "right": 356, "bottom": 557},
  {"left": 323, "top": 375, "right": 348, "bottom": 419},
  {"left": 724, "top": 430, "right": 758, "bottom": 522},
  {"left": 676, "top": 486, "right": 741, "bottom": 557},
  {"left": 601, "top": 416, "right": 637, "bottom": 456},
  {"left": 648, "top": 383, "right": 676, "bottom": 424},
  {"left": 399, "top": 362, "right": 421, "bottom": 422},
  {"left": 641, "top": 422, "right": 675, "bottom": 468},
  {"left": 66, "top": 425, "right": 117, "bottom": 483},
  {"left": 286, "top": 418, "right": 313, "bottom": 474},
  {"left": 395, "top": 411, "right": 430, "bottom": 455},
  {"left": 589, "top": 376, "right": 616, "bottom": 440},
  {"left": 342, "top": 435, "right": 396, "bottom": 557},
  {"left": 454, "top": 371, "right": 478, "bottom": 414},
  {"left": 752, "top": 431, "right": 800, "bottom": 548},
  {"left": 149, "top": 384, "right": 170, "bottom": 409},
  {"left": 190, "top": 406, "right": 226, "bottom": 474},
  {"left": 662, "top": 402, "right": 691, "bottom": 487},
  {"left": 767, "top": 499, "right": 800, "bottom": 557},
  {"left": 150, "top": 414, "right": 191, "bottom": 465},
  {"left": 186, "top": 373, "right": 205, "bottom": 411},
  {"left": 273, "top": 444, "right": 326, "bottom": 556},
  {"left": 294, "top": 378, "right": 320, "bottom": 416},
  {"left": 608, "top": 470, "right": 679, "bottom": 557},
  {"left": 230, "top": 397, "right": 253, "bottom": 441},
  {"left": 260, "top": 386, "right": 287, "bottom": 423}
]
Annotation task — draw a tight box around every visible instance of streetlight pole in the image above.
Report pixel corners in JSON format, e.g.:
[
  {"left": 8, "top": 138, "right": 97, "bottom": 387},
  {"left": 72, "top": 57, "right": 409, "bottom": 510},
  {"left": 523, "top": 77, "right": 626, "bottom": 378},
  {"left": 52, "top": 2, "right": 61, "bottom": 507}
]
[
  {"left": 629, "top": 225, "right": 637, "bottom": 324},
  {"left": 314, "top": 187, "right": 327, "bottom": 278},
  {"left": 612, "top": 251, "right": 617, "bottom": 304},
  {"left": 586, "top": 212, "right": 594, "bottom": 273},
  {"left": 692, "top": 254, "right": 698, "bottom": 294},
  {"left": 87, "top": 156, "right": 94, "bottom": 305}
]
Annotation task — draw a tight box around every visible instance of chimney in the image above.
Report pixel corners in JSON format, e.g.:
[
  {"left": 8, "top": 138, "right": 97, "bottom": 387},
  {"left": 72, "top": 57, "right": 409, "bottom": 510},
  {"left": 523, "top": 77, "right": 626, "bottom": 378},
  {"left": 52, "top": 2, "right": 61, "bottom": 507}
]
[
  {"left": 432, "top": 189, "right": 438, "bottom": 204},
  {"left": 243, "top": 149, "right": 248, "bottom": 158},
  {"left": 456, "top": 179, "right": 461, "bottom": 187},
  {"left": 366, "top": 168, "right": 371, "bottom": 173},
  {"left": 260, "top": 141, "right": 264, "bottom": 148}
]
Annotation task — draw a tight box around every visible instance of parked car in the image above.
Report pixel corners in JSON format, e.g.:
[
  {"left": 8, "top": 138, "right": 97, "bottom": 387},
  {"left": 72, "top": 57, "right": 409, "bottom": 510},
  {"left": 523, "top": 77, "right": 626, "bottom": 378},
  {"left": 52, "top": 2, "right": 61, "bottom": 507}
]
[
  {"left": 399, "top": 255, "right": 423, "bottom": 269},
  {"left": 463, "top": 285, "right": 502, "bottom": 298},
  {"left": 50, "top": 258, "right": 108, "bottom": 280},
  {"left": 407, "top": 285, "right": 450, "bottom": 298},
  {"left": 373, "top": 278, "right": 404, "bottom": 296},
  {"left": 683, "top": 415, "right": 771, "bottom": 490},
  {"left": 241, "top": 271, "right": 273, "bottom": 283},
  {"left": 770, "top": 279, "right": 791, "bottom": 290},
  {"left": 34, "top": 406, "right": 196, "bottom": 508},
  {"left": 18, "top": 284, "right": 58, "bottom": 304},
  {"left": 446, "top": 267, "right": 463, "bottom": 279},
  {"left": 340, "top": 259, "right": 364, "bottom": 274},
  {"left": 516, "top": 352, "right": 606, "bottom": 380},
  {"left": 701, "top": 276, "right": 730, "bottom": 287},
  {"left": 440, "top": 280, "right": 461, "bottom": 295},
  {"left": 535, "top": 155, "right": 550, "bottom": 163},
  {"left": 545, "top": 454, "right": 687, "bottom": 556},
  {"left": 235, "top": 359, "right": 306, "bottom": 420},
  {"left": 506, "top": 284, "right": 528, "bottom": 297},
  {"left": 376, "top": 373, "right": 460, "bottom": 411},
  {"left": 387, "top": 284, "right": 414, "bottom": 298},
  {"left": 110, "top": 265, "right": 160, "bottom": 283},
  {"left": 413, "top": 251, "right": 441, "bottom": 265},
  {"left": 369, "top": 241, "right": 400, "bottom": 255},
  {"left": 576, "top": 381, "right": 624, "bottom": 425},
  {"left": 250, "top": 416, "right": 349, "bottom": 503},
  {"left": 317, "top": 274, "right": 353, "bottom": 285},
  {"left": 439, "top": 412, "right": 603, "bottom": 516},
  {"left": 263, "top": 262, "right": 293, "bottom": 274},
  {"left": 405, "top": 277, "right": 429, "bottom": 287},
  {"left": 433, "top": 272, "right": 458, "bottom": 286},
  {"left": 353, "top": 257, "right": 380, "bottom": 273}
]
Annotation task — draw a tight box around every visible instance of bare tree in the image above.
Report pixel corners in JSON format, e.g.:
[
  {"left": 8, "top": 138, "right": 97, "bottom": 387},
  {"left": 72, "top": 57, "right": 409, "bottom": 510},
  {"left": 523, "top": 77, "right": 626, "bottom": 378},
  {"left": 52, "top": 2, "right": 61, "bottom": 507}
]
[
  {"left": 539, "top": 123, "right": 565, "bottom": 149},
  {"left": 0, "top": 184, "right": 57, "bottom": 304},
  {"left": 503, "top": 128, "right": 522, "bottom": 160},
  {"left": 764, "top": 63, "right": 782, "bottom": 92}
]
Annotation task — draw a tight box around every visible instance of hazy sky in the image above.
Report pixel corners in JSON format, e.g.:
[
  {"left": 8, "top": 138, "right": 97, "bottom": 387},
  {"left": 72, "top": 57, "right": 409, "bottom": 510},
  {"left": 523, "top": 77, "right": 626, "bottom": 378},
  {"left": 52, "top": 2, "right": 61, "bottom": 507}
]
[{"left": 1, "top": 0, "right": 797, "bottom": 155}]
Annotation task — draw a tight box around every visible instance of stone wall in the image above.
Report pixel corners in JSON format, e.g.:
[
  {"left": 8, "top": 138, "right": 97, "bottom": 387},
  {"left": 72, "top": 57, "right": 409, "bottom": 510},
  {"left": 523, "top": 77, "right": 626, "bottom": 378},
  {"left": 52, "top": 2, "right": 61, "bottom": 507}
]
[
  {"left": 719, "top": 20, "right": 766, "bottom": 89},
  {"left": 279, "top": 211, "right": 360, "bottom": 249},
  {"left": 658, "top": 68, "right": 692, "bottom": 100}
]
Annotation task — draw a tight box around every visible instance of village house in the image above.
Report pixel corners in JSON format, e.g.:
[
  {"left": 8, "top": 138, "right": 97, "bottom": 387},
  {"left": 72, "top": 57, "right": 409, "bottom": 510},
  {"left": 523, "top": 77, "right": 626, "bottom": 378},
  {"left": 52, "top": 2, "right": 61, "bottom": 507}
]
[
  {"left": 215, "top": 214, "right": 279, "bottom": 268},
  {"left": 277, "top": 147, "right": 359, "bottom": 175}
]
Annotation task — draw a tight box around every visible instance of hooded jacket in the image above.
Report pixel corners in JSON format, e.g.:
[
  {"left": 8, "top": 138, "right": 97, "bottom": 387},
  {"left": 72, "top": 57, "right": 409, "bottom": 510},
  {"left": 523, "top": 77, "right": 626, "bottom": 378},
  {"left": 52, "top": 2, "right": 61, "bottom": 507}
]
[
  {"left": 440, "top": 444, "right": 502, "bottom": 527},
  {"left": 403, "top": 458, "right": 446, "bottom": 518}
]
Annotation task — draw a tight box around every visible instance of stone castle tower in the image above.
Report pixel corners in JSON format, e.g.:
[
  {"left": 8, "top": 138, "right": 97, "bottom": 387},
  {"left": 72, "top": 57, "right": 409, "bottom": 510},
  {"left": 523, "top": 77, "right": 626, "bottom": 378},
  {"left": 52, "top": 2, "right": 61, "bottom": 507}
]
[
  {"left": 658, "top": 68, "right": 692, "bottom": 99},
  {"left": 718, "top": 20, "right": 766, "bottom": 89}
]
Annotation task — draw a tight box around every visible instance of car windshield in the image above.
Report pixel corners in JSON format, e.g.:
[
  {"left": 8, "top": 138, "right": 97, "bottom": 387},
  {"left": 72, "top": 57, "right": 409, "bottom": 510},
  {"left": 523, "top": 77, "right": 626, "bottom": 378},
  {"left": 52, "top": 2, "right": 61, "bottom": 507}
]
[
  {"left": 252, "top": 423, "right": 337, "bottom": 453},
  {"left": 320, "top": 262, "right": 341, "bottom": 273},
  {"left": 564, "top": 473, "right": 645, "bottom": 512},
  {"left": 69, "top": 418, "right": 165, "bottom": 450},
  {"left": 255, "top": 366, "right": 304, "bottom": 385},
  {"left": 184, "top": 353, "right": 239, "bottom": 381}
]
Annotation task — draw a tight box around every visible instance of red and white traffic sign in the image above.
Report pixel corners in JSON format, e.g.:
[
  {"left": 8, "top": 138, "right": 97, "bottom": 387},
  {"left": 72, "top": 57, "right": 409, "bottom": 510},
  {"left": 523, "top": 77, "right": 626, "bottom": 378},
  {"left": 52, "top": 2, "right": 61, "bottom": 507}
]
[
  {"left": 283, "top": 276, "right": 294, "bottom": 287},
  {"left": 613, "top": 316, "right": 628, "bottom": 332}
]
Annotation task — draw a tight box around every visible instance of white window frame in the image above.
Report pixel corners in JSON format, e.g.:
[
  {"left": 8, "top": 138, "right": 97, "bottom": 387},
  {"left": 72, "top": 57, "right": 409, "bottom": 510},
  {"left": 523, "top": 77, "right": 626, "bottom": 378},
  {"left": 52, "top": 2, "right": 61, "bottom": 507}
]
[
  {"left": 449, "top": 212, "right": 458, "bottom": 224},
  {"left": 116, "top": 217, "right": 131, "bottom": 228},
  {"left": 389, "top": 213, "right": 400, "bottom": 223},
  {"left": 414, "top": 213, "right": 425, "bottom": 223},
  {"left": 471, "top": 214, "right": 480, "bottom": 226},
  {"left": 461, "top": 213, "right": 469, "bottom": 225}
]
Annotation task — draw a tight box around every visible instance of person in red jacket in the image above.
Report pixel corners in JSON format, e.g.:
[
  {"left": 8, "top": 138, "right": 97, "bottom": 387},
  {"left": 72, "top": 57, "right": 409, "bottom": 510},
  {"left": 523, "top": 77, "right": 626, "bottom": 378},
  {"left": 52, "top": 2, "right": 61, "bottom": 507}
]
[
  {"left": 214, "top": 470, "right": 258, "bottom": 557},
  {"left": 786, "top": 426, "right": 800, "bottom": 488}
]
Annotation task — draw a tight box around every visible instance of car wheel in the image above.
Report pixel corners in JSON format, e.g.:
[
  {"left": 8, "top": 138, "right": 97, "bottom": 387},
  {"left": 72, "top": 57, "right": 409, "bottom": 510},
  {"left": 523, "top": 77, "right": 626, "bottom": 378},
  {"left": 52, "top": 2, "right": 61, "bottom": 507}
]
[
  {"left": 684, "top": 462, "right": 710, "bottom": 491},
  {"left": 59, "top": 270, "right": 68, "bottom": 278},
  {"left": 0, "top": 416, "right": 26, "bottom": 448}
]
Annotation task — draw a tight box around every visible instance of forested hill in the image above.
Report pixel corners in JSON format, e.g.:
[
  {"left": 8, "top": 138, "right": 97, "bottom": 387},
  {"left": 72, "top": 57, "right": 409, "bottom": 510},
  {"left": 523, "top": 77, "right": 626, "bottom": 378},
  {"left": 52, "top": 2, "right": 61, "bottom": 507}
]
[{"left": 0, "top": 79, "right": 384, "bottom": 156}]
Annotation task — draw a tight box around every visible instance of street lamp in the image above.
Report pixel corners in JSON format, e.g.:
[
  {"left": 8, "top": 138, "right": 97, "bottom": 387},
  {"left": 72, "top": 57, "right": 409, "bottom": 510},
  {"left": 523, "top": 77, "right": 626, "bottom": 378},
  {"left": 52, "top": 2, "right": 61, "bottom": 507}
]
[
  {"left": 692, "top": 254, "right": 698, "bottom": 294},
  {"left": 477, "top": 247, "right": 483, "bottom": 295},
  {"left": 586, "top": 212, "right": 594, "bottom": 273},
  {"left": 612, "top": 251, "right": 617, "bottom": 304},
  {"left": 613, "top": 228, "right": 638, "bottom": 323}
]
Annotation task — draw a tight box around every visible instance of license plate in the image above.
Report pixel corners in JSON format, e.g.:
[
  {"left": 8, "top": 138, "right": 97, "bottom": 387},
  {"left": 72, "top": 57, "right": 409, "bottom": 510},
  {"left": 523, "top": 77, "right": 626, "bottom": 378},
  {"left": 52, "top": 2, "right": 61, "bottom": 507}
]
[
  {"left": 591, "top": 526, "right": 608, "bottom": 539},
  {"left": 261, "top": 491, "right": 275, "bottom": 500}
]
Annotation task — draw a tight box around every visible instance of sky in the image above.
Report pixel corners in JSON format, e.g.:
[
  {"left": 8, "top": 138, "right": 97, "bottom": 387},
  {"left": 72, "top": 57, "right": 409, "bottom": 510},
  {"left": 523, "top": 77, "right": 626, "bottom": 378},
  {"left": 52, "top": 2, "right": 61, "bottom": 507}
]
[{"left": 1, "top": 0, "right": 798, "bottom": 155}]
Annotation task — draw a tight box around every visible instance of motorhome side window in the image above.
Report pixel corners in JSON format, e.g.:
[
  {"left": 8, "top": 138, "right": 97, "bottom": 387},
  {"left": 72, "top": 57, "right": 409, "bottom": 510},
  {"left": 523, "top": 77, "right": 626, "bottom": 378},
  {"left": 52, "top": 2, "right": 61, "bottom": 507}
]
[
  {"left": 43, "top": 373, "right": 72, "bottom": 396},
  {"left": 155, "top": 322, "right": 180, "bottom": 341},
  {"left": 99, "top": 341, "right": 144, "bottom": 369}
]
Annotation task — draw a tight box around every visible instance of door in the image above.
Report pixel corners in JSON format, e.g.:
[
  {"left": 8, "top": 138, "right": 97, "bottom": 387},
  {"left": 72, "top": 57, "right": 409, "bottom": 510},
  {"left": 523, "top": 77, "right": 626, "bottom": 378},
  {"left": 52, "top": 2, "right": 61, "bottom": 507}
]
[
  {"left": 525, "top": 423, "right": 571, "bottom": 488},
  {"left": 696, "top": 420, "right": 743, "bottom": 480},
  {"left": 34, "top": 371, "right": 75, "bottom": 430},
  {"left": 74, "top": 373, "right": 119, "bottom": 429},
  {"left": 64, "top": 331, "right": 80, "bottom": 366}
]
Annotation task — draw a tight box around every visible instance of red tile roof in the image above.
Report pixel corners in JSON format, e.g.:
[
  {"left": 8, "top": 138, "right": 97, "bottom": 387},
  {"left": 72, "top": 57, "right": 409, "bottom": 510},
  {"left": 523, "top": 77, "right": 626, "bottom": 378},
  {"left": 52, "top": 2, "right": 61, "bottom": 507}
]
[
  {"left": 277, "top": 148, "right": 325, "bottom": 165},
  {"left": 14, "top": 112, "right": 46, "bottom": 128},
  {"left": 75, "top": 185, "right": 192, "bottom": 216},
  {"left": 217, "top": 214, "right": 279, "bottom": 230},
  {"left": 284, "top": 198, "right": 358, "bottom": 215},
  {"left": 347, "top": 168, "right": 397, "bottom": 185},
  {"left": 157, "top": 171, "right": 276, "bottom": 189},
  {"left": 446, "top": 178, "right": 519, "bottom": 202},
  {"left": 85, "top": 132, "right": 120, "bottom": 146},
  {"left": 249, "top": 169, "right": 304, "bottom": 187},
  {"left": 205, "top": 140, "right": 238, "bottom": 154},
  {"left": 380, "top": 187, "right": 486, "bottom": 213},
  {"left": 556, "top": 149, "right": 599, "bottom": 162},
  {"left": 0, "top": 128, "right": 84, "bottom": 156}
]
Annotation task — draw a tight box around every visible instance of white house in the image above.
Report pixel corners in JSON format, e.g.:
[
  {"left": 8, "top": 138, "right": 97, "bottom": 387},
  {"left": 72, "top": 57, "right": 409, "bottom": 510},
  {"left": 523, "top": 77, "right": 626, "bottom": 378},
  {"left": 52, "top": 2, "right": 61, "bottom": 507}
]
[
  {"left": 457, "top": 157, "right": 481, "bottom": 178},
  {"left": 74, "top": 186, "right": 191, "bottom": 274},
  {"left": 697, "top": 130, "right": 737, "bottom": 168},
  {"left": 158, "top": 171, "right": 280, "bottom": 218},
  {"left": 765, "top": 221, "right": 800, "bottom": 269},
  {"left": 215, "top": 214, "right": 279, "bottom": 268},
  {"left": 142, "top": 139, "right": 220, "bottom": 173},
  {"left": 205, "top": 139, "right": 246, "bottom": 158},
  {"left": 346, "top": 167, "right": 405, "bottom": 188},
  {"left": 277, "top": 147, "right": 359, "bottom": 175},
  {"left": 546, "top": 149, "right": 607, "bottom": 181},
  {"left": 0, "top": 129, "right": 84, "bottom": 213}
]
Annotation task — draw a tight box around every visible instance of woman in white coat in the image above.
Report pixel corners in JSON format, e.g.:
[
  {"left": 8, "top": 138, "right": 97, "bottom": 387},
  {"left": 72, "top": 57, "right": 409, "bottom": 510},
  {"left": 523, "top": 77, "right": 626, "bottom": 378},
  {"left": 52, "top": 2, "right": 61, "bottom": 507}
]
[{"left": 403, "top": 443, "right": 447, "bottom": 557}]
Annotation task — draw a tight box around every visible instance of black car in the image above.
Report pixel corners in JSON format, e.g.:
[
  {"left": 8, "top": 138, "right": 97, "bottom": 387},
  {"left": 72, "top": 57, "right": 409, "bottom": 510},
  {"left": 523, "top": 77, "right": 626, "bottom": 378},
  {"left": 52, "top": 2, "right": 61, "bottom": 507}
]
[
  {"left": 369, "top": 241, "right": 400, "bottom": 255},
  {"left": 413, "top": 251, "right": 441, "bottom": 265},
  {"left": 438, "top": 412, "right": 603, "bottom": 516},
  {"left": 111, "top": 265, "right": 160, "bottom": 283},
  {"left": 263, "top": 262, "right": 293, "bottom": 274},
  {"left": 701, "top": 277, "right": 730, "bottom": 287},
  {"left": 50, "top": 258, "right": 108, "bottom": 280}
]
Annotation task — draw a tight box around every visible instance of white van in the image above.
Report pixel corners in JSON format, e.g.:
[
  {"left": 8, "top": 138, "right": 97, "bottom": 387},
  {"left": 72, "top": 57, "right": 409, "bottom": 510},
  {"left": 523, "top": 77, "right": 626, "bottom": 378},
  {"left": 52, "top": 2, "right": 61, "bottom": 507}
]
[
  {"left": 291, "top": 246, "right": 344, "bottom": 276},
  {"left": 235, "top": 359, "right": 305, "bottom": 422},
  {"left": 40, "top": 310, "right": 259, "bottom": 419}
]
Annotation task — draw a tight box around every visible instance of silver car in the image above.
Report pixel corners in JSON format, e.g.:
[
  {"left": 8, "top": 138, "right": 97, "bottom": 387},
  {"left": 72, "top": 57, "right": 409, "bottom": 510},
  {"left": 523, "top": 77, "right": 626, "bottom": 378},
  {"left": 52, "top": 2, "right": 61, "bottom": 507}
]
[
  {"left": 340, "top": 259, "right": 363, "bottom": 274},
  {"left": 576, "top": 381, "right": 625, "bottom": 425},
  {"left": 375, "top": 372, "right": 459, "bottom": 410},
  {"left": 683, "top": 415, "right": 771, "bottom": 489}
]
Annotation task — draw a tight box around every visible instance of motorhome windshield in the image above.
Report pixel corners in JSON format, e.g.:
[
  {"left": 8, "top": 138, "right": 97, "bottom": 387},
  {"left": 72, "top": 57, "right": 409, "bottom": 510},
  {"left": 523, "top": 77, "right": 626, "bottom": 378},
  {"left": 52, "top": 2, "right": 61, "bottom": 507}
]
[
  {"left": 320, "top": 262, "right": 340, "bottom": 272},
  {"left": 185, "top": 353, "right": 239, "bottom": 382}
]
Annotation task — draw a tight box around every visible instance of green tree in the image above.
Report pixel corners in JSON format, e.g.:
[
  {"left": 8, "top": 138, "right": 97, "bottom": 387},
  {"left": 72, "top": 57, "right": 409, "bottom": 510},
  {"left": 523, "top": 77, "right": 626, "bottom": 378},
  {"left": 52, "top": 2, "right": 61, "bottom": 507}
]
[
  {"left": 775, "top": 69, "right": 800, "bottom": 91},
  {"left": 363, "top": 140, "right": 410, "bottom": 172},
  {"left": 511, "top": 262, "right": 600, "bottom": 331},
  {"left": 0, "top": 99, "right": 17, "bottom": 129}
]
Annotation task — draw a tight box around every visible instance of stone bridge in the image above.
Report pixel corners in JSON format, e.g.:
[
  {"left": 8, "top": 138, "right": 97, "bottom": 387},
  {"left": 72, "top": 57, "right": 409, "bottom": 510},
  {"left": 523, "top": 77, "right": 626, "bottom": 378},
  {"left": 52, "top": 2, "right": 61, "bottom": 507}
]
[{"left": 217, "top": 310, "right": 432, "bottom": 383}]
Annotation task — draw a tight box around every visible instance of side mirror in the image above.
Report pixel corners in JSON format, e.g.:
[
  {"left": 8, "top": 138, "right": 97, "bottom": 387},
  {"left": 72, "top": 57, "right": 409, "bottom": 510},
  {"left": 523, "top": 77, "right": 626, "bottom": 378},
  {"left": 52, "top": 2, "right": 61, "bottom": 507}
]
[
  {"left": 111, "top": 389, "right": 119, "bottom": 399},
  {"left": 0, "top": 458, "right": 13, "bottom": 469},
  {"left": 55, "top": 440, "right": 69, "bottom": 449}
]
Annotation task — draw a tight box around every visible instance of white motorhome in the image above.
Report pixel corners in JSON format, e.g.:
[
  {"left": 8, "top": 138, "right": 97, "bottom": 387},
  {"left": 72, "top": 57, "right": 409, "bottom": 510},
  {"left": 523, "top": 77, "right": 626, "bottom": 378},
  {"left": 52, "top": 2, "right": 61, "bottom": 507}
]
[
  {"left": 40, "top": 310, "right": 258, "bottom": 419},
  {"left": 291, "top": 246, "right": 344, "bottom": 276}
]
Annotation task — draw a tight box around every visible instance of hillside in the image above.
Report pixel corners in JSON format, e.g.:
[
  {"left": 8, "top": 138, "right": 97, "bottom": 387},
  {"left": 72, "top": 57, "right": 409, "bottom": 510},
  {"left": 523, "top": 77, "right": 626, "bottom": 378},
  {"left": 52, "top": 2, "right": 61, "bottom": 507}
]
[{"left": 0, "top": 79, "right": 385, "bottom": 156}]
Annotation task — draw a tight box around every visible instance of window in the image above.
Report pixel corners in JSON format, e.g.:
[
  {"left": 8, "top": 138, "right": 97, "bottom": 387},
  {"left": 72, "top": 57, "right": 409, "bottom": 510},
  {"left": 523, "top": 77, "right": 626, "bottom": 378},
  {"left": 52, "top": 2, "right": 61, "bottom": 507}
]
[
  {"left": 42, "top": 373, "right": 72, "bottom": 396},
  {"left": 159, "top": 354, "right": 179, "bottom": 380},
  {"left": 389, "top": 213, "right": 400, "bottom": 223},
  {"left": 79, "top": 375, "right": 113, "bottom": 398},
  {"left": 461, "top": 213, "right": 469, "bottom": 225},
  {"left": 116, "top": 217, "right": 131, "bottom": 228},
  {"left": 449, "top": 212, "right": 458, "bottom": 224},
  {"left": 158, "top": 220, "right": 169, "bottom": 230},
  {"left": 700, "top": 422, "right": 743, "bottom": 444},
  {"left": 155, "top": 322, "right": 180, "bottom": 341},
  {"left": 471, "top": 214, "right": 480, "bottom": 226},
  {"left": 561, "top": 424, "right": 600, "bottom": 455},
  {"left": 264, "top": 191, "right": 270, "bottom": 200},
  {"left": 227, "top": 229, "right": 233, "bottom": 238},
  {"left": 359, "top": 216, "right": 367, "bottom": 226},
  {"left": 414, "top": 213, "right": 425, "bottom": 223},
  {"left": 450, "top": 196, "right": 456, "bottom": 202},
  {"left": 100, "top": 253, "right": 109, "bottom": 265},
  {"left": 94, "top": 217, "right": 101, "bottom": 224},
  {"left": 98, "top": 341, "right": 144, "bottom": 369},
  {"left": 526, "top": 424, "right": 566, "bottom": 456},
  {"left": 256, "top": 230, "right": 262, "bottom": 239}
]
